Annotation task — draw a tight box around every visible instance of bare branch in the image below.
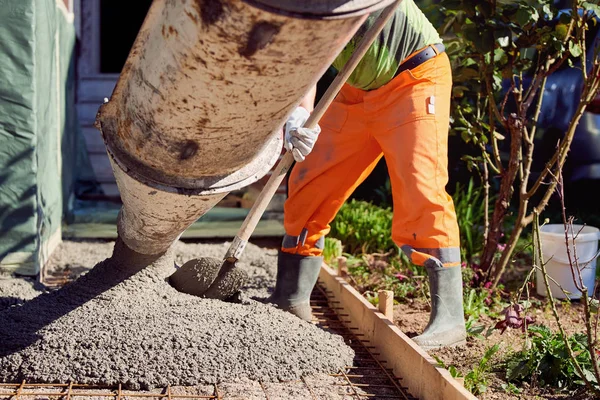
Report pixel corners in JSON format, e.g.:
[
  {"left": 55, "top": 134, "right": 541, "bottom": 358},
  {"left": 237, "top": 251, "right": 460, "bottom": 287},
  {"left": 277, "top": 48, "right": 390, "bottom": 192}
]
[
  {"left": 484, "top": 65, "right": 504, "bottom": 170},
  {"left": 534, "top": 212, "right": 600, "bottom": 395}
]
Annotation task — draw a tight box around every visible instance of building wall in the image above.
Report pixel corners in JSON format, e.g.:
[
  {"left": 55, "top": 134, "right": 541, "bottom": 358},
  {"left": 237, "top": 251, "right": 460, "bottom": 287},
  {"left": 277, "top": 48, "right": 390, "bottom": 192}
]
[{"left": 0, "top": 0, "right": 76, "bottom": 275}]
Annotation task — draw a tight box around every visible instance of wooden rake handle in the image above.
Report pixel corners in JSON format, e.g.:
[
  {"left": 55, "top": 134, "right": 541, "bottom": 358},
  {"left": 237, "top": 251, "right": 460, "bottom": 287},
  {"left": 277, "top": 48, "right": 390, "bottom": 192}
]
[{"left": 225, "top": 0, "right": 403, "bottom": 259}]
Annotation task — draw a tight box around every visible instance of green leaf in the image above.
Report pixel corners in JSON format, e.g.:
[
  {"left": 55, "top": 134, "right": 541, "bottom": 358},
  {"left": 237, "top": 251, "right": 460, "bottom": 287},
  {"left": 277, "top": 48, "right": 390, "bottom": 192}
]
[
  {"left": 588, "top": 298, "right": 599, "bottom": 313},
  {"left": 501, "top": 382, "right": 522, "bottom": 394},
  {"left": 467, "top": 324, "right": 486, "bottom": 338},
  {"left": 583, "top": 368, "right": 598, "bottom": 384},
  {"left": 461, "top": 130, "right": 472, "bottom": 143},
  {"left": 505, "top": 325, "right": 597, "bottom": 390},
  {"left": 582, "top": 2, "right": 600, "bottom": 17},
  {"left": 455, "top": 67, "right": 480, "bottom": 81},
  {"left": 481, "top": 343, "right": 500, "bottom": 365},
  {"left": 506, "top": 359, "right": 530, "bottom": 381},
  {"left": 516, "top": 7, "right": 536, "bottom": 27},
  {"left": 493, "top": 48, "right": 507, "bottom": 63},
  {"left": 497, "top": 36, "right": 510, "bottom": 47},
  {"left": 463, "top": 57, "right": 477, "bottom": 67},
  {"left": 477, "top": 382, "right": 488, "bottom": 393},
  {"left": 542, "top": 4, "right": 553, "bottom": 20},
  {"left": 433, "top": 355, "right": 446, "bottom": 368},
  {"left": 448, "top": 365, "right": 463, "bottom": 378},
  {"left": 493, "top": 74, "right": 503, "bottom": 90},
  {"left": 569, "top": 42, "right": 582, "bottom": 58}
]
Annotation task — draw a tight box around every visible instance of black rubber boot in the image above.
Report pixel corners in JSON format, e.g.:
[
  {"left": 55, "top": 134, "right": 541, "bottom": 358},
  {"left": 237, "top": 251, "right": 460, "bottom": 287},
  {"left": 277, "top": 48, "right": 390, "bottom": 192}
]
[
  {"left": 412, "top": 264, "right": 467, "bottom": 350},
  {"left": 267, "top": 252, "right": 322, "bottom": 322}
]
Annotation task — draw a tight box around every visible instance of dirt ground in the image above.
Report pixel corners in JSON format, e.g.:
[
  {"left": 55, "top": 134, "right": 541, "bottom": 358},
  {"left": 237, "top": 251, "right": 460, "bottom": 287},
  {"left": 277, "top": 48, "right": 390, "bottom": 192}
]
[{"left": 394, "top": 298, "right": 596, "bottom": 400}]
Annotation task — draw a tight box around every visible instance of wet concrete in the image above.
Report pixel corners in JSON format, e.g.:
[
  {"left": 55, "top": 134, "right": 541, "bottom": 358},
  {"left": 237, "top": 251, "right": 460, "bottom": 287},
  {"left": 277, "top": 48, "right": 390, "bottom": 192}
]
[
  {"left": 169, "top": 257, "right": 227, "bottom": 297},
  {"left": 0, "top": 273, "right": 43, "bottom": 311},
  {"left": 169, "top": 256, "right": 248, "bottom": 300},
  {"left": 0, "top": 240, "right": 354, "bottom": 390}
]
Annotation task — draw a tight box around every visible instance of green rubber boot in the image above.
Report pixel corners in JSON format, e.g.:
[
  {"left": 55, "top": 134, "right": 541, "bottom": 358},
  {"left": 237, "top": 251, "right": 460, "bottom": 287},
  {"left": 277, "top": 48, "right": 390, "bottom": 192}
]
[
  {"left": 267, "top": 252, "right": 322, "bottom": 322},
  {"left": 412, "top": 264, "right": 467, "bottom": 350}
]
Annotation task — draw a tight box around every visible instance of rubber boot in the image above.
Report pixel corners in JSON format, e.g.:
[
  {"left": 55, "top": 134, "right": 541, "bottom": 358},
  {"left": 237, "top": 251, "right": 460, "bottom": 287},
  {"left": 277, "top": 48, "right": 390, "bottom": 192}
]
[
  {"left": 267, "top": 252, "right": 322, "bottom": 322},
  {"left": 412, "top": 264, "right": 467, "bottom": 350}
]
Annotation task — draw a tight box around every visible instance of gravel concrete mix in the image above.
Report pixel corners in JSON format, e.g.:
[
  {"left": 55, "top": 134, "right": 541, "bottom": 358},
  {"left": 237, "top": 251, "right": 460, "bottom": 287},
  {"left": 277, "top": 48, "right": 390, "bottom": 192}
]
[
  {"left": 0, "top": 273, "right": 44, "bottom": 311},
  {"left": 0, "top": 239, "right": 354, "bottom": 390}
]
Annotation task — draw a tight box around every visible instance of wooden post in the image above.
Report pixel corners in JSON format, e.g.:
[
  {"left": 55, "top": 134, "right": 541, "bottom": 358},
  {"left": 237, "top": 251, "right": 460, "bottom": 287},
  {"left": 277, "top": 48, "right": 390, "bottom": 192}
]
[
  {"left": 378, "top": 290, "right": 394, "bottom": 320},
  {"left": 337, "top": 256, "right": 348, "bottom": 278}
]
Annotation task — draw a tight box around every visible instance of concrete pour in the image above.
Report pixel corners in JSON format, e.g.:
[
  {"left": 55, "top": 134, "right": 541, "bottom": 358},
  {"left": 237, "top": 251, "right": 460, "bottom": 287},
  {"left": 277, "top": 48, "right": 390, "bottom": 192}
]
[
  {"left": 0, "top": 239, "right": 354, "bottom": 391},
  {"left": 0, "top": 273, "right": 44, "bottom": 311}
]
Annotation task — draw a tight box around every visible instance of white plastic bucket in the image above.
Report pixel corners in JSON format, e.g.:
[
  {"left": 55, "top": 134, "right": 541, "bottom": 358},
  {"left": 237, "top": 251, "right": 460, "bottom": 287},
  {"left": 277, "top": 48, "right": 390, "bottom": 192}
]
[{"left": 536, "top": 224, "right": 600, "bottom": 299}]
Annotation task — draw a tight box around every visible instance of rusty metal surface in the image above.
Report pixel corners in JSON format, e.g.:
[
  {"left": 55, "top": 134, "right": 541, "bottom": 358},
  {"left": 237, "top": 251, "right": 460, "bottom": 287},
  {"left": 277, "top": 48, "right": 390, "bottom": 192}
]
[
  {"left": 243, "top": 0, "right": 397, "bottom": 19},
  {"left": 108, "top": 154, "right": 227, "bottom": 254},
  {"left": 0, "top": 283, "right": 417, "bottom": 400},
  {"left": 97, "top": 0, "right": 368, "bottom": 193}
]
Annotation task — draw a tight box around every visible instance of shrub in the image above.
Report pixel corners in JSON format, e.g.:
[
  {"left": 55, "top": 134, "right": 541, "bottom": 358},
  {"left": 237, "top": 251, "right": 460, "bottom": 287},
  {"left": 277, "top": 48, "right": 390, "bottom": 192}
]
[{"left": 329, "top": 199, "right": 395, "bottom": 255}]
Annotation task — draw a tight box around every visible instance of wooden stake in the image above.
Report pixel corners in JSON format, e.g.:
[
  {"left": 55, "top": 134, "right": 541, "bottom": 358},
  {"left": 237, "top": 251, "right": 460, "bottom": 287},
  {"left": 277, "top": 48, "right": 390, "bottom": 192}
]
[
  {"left": 337, "top": 256, "right": 348, "bottom": 278},
  {"left": 378, "top": 290, "right": 394, "bottom": 320}
]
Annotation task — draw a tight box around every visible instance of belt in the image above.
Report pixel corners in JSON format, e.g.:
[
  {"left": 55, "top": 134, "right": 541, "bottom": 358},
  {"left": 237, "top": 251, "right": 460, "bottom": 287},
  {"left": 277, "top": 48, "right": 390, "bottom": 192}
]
[{"left": 396, "top": 43, "right": 445, "bottom": 75}]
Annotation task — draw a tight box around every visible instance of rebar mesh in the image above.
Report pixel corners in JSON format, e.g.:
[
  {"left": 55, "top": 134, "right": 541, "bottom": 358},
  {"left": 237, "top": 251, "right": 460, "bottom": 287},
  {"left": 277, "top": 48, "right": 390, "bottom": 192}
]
[{"left": 0, "top": 280, "right": 416, "bottom": 400}]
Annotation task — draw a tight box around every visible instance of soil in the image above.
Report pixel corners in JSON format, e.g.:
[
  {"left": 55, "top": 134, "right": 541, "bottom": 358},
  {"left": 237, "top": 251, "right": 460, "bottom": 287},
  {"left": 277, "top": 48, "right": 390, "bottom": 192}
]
[
  {"left": 0, "top": 239, "right": 354, "bottom": 395},
  {"left": 394, "top": 297, "right": 596, "bottom": 400}
]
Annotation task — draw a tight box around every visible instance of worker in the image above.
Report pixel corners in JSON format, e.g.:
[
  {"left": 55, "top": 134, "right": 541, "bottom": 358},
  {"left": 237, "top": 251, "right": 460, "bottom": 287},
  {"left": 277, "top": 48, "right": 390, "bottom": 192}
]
[{"left": 267, "top": 0, "right": 466, "bottom": 350}]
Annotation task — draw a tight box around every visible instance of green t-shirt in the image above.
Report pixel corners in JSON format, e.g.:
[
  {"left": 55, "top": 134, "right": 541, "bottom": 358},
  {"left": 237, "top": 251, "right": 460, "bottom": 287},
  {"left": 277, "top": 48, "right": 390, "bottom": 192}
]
[{"left": 332, "top": 0, "right": 441, "bottom": 90}]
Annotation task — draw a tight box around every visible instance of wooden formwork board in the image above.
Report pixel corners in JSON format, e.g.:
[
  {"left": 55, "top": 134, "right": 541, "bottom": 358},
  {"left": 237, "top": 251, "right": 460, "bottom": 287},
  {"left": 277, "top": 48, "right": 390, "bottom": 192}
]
[{"left": 319, "top": 263, "right": 477, "bottom": 400}]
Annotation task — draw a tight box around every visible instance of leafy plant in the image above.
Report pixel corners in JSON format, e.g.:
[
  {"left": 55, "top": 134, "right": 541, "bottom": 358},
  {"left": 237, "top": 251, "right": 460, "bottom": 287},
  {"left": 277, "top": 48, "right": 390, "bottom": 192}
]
[
  {"left": 501, "top": 382, "right": 522, "bottom": 395},
  {"left": 329, "top": 200, "right": 395, "bottom": 254},
  {"left": 464, "top": 344, "right": 501, "bottom": 395},
  {"left": 463, "top": 287, "right": 502, "bottom": 338},
  {"left": 434, "top": 355, "right": 464, "bottom": 379},
  {"left": 340, "top": 253, "right": 427, "bottom": 301},
  {"left": 322, "top": 237, "right": 343, "bottom": 264},
  {"left": 437, "top": 344, "right": 501, "bottom": 396},
  {"left": 506, "top": 325, "right": 598, "bottom": 390}
]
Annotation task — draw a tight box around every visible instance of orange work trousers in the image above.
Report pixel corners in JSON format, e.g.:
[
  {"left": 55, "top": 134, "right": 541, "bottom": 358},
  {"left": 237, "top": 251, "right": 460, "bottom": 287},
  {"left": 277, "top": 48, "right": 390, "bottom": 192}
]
[{"left": 282, "top": 48, "right": 461, "bottom": 268}]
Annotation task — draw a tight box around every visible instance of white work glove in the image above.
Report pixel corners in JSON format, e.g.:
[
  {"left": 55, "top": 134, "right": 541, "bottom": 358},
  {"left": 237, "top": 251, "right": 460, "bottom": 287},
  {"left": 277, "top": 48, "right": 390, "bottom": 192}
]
[{"left": 284, "top": 106, "right": 321, "bottom": 162}]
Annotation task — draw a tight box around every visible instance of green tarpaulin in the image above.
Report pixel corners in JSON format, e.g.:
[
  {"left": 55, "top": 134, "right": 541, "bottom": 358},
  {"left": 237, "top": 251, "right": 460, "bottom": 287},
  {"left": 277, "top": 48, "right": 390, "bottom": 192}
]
[{"left": 0, "top": 0, "right": 78, "bottom": 275}]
